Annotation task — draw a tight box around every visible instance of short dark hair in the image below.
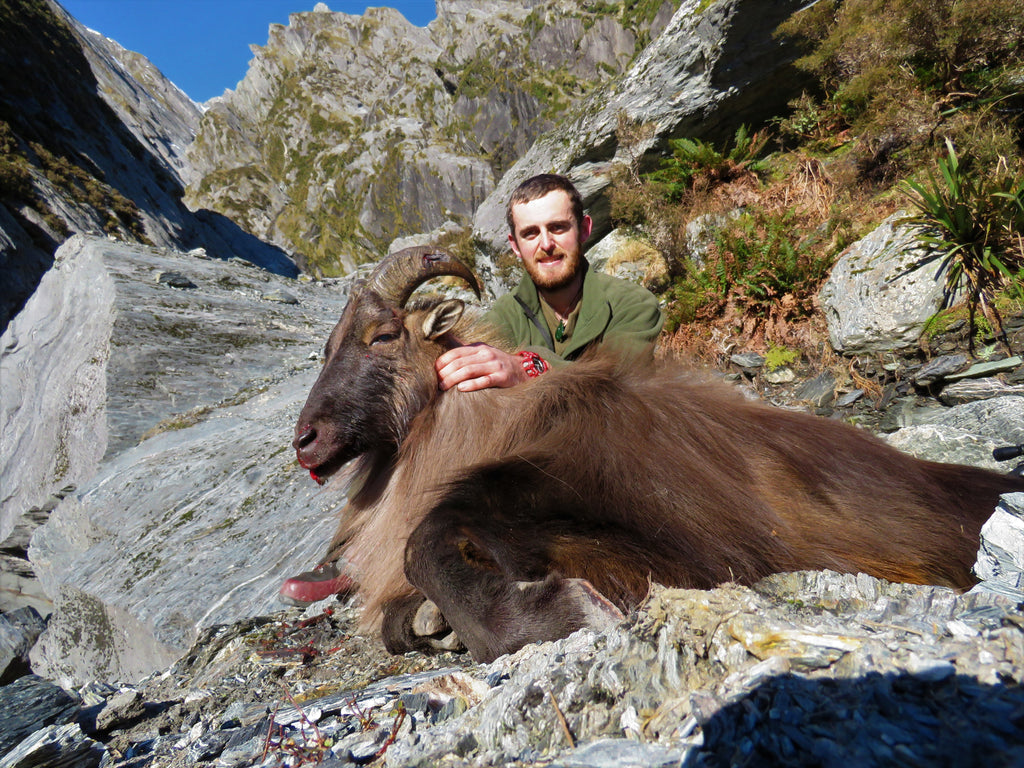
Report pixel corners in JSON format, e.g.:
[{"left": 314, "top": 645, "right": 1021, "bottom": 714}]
[{"left": 506, "top": 173, "right": 584, "bottom": 234}]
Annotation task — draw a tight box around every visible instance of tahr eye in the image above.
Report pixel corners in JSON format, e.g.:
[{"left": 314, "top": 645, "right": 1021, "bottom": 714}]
[{"left": 370, "top": 332, "right": 400, "bottom": 346}]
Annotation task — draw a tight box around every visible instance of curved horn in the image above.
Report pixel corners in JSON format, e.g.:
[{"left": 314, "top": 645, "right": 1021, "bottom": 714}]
[{"left": 364, "top": 246, "right": 481, "bottom": 307}]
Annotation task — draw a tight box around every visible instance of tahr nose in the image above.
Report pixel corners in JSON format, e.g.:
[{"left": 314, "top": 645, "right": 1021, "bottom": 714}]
[{"left": 294, "top": 425, "right": 318, "bottom": 452}]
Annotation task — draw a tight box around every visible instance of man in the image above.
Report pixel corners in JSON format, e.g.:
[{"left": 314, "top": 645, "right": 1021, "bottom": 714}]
[{"left": 279, "top": 173, "right": 663, "bottom": 605}]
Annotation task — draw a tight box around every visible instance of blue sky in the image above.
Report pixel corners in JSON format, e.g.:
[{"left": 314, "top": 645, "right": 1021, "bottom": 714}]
[{"left": 61, "top": 0, "right": 439, "bottom": 103}]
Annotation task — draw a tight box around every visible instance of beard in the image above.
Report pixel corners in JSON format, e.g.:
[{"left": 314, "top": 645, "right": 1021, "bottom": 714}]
[{"left": 521, "top": 245, "right": 582, "bottom": 292}]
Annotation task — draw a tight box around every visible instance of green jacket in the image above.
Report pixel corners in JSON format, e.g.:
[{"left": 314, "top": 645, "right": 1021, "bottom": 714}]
[{"left": 486, "top": 261, "right": 664, "bottom": 366}]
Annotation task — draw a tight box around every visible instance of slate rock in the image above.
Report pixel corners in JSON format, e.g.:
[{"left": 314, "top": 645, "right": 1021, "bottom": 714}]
[
  {"left": 95, "top": 690, "right": 146, "bottom": 732},
  {"left": 0, "top": 606, "right": 47, "bottom": 684},
  {"left": 820, "top": 213, "right": 947, "bottom": 354},
  {"left": 938, "top": 378, "right": 1024, "bottom": 406},
  {"left": 28, "top": 585, "right": 180, "bottom": 689},
  {"left": 0, "top": 722, "right": 103, "bottom": 768},
  {"left": 155, "top": 271, "right": 197, "bottom": 290},
  {"left": 555, "top": 737, "right": 688, "bottom": 767},
  {"left": 794, "top": 371, "right": 836, "bottom": 408},
  {"left": 0, "top": 674, "right": 80, "bottom": 755},
  {"left": 972, "top": 492, "right": 1024, "bottom": 600},
  {"left": 945, "top": 355, "right": 1023, "bottom": 381},
  {"left": 885, "top": 396, "right": 1024, "bottom": 470},
  {"left": 730, "top": 352, "right": 765, "bottom": 369},
  {"left": 911, "top": 353, "right": 968, "bottom": 386}
]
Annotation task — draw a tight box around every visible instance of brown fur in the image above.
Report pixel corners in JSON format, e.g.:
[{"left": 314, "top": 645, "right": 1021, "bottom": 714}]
[{"left": 295, "top": 298, "right": 1023, "bottom": 662}]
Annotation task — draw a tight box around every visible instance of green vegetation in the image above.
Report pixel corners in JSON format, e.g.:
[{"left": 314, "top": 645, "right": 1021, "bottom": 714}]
[
  {"left": 764, "top": 344, "right": 800, "bottom": 371},
  {"left": 646, "top": 125, "right": 770, "bottom": 202},
  {"left": 611, "top": 0, "right": 1024, "bottom": 358},
  {"left": 901, "top": 140, "right": 1023, "bottom": 352}
]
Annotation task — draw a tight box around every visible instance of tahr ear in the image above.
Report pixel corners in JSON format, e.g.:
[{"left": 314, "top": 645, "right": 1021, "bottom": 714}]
[{"left": 422, "top": 299, "right": 465, "bottom": 340}]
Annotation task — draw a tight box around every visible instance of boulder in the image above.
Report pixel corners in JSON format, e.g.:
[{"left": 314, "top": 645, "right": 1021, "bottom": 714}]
[
  {"left": 8, "top": 237, "right": 356, "bottom": 679},
  {"left": 884, "top": 396, "right": 1024, "bottom": 471},
  {"left": 28, "top": 585, "right": 180, "bottom": 689},
  {"left": 819, "top": 213, "right": 947, "bottom": 354},
  {"left": 972, "top": 492, "right": 1024, "bottom": 600}
]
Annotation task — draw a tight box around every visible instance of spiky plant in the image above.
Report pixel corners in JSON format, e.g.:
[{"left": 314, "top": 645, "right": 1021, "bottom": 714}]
[{"left": 901, "top": 139, "right": 1023, "bottom": 353}]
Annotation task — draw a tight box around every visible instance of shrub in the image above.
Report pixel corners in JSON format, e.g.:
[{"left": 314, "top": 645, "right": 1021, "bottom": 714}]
[
  {"left": 901, "top": 139, "right": 1024, "bottom": 352},
  {"left": 646, "top": 125, "right": 770, "bottom": 201},
  {"left": 661, "top": 209, "right": 834, "bottom": 334},
  {"left": 778, "top": 0, "right": 1024, "bottom": 141}
]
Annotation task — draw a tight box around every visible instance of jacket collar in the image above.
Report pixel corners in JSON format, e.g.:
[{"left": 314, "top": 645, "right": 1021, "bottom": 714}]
[{"left": 512, "top": 259, "right": 612, "bottom": 358}]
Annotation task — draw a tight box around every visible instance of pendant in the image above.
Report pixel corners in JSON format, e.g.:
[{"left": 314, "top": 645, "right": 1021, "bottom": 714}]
[{"left": 555, "top": 321, "right": 565, "bottom": 342}]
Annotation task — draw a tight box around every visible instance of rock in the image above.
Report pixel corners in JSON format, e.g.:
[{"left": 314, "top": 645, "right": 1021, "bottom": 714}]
[
  {"left": 0, "top": 722, "right": 104, "bottom": 768},
  {"left": 155, "top": 271, "right": 197, "bottom": 289},
  {"left": 1, "top": 238, "right": 115, "bottom": 544},
  {"left": 28, "top": 585, "right": 180, "bottom": 689},
  {"left": 2, "top": 235, "right": 346, "bottom": 548},
  {"left": 910, "top": 353, "right": 968, "bottom": 386},
  {"left": 885, "top": 396, "right": 1024, "bottom": 470},
  {"left": 764, "top": 367, "right": 795, "bottom": 384},
  {"left": 0, "top": 674, "right": 81, "bottom": 755},
  {"left": 559, "top": 738, "right": 687, "bottom": 767},
  {"left": 730, "top": 352, "right": 765, "bottom": 369},
  {"left": 94, "top": 689, "right": 146, "bottom": 732},
  {"left": 585, "top": 229, "right": 667, "bottom": 290},
  {"left": 0, "top": 607, "right": 47, "bottom": 684},
  {"left": 945, "top": 355, "right": 1023, "bottom": 381},
  {"left": 835, "top": 389, "right": 864, "bottom": 407},
  {"left": 794, "top": 371, "right": 835, "bottom": 408},
  {"left": 972, "top": 492, "right": 1024, "bottom": 600},
  {"left": 25, "top": 358, "right": 342, "bottom": 680},
  {"left": 937, "top": 377, "right": 1024, "bottom": 405},
  {"left": 819, "top": 213, "right": 947, "bottom": 354}
]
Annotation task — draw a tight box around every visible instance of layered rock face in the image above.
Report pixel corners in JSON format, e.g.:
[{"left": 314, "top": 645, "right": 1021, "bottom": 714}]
[
  {"left": 2, "top": 234, "right": 348, "bottom": 564},
  {"left": 472, "top": 0, "right": 818, "bottom": 253},
  {"left": 185, "top": 0, "right": 679, "bottom": 275},
  {"left": 0, "top": 0, "right": 296, "bottom": 332}
]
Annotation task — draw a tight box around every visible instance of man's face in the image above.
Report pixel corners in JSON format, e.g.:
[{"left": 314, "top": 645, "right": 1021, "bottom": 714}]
[{"left": 508, "top": 189, "right": 592, "bottom": 292}]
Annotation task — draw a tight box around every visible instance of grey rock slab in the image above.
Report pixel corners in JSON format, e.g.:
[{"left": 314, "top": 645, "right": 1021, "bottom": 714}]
[
  {"left": 819, "top": 214, "right": 947, "bottom": 354},
  {"left": 972, "top": 492, "right": 1024, "bottom": 600},
  {"left": 28, "top": 585, "right": 181, "bottom": 689},
  {"left": 0, "top": 721, "right": 104, "bottom": 768},
  {"left": 0, "top": 674, "right": 80, "bottom": 755},
  {"left": 28, "top": 365, "right": 347, "bottom": 679},
  {"left": 884, "top": 396, "right": 1024, "bottom": 470},
  {"left": 1, "top": 237, "right": 115, "bottom": 544},
  {"left": 945, "top": 355, "right": 1023, "bottom": 381},
  {"left": 794, "top": 371, "right": 836, "bottom": 408},
  {"left": 938, "top": 377, "right": 1024, "bottom": 406},
  {"left": 835, "top": 389, "right": 864, "bottom": 407},
  {"left": 911, "top": 353, "right": 968, "bottom": 386},
  {"left": 94, "top": 689, "right": 146, "bottom": 732},
  {"left": 2, "top": 235, "right": 349, "bottom": 545},
  {"left": 555, "top": 738, "right": 689, "bottom": 767},
  {"left": 730, "top": 352, "right": 765, "bottom": 369}
]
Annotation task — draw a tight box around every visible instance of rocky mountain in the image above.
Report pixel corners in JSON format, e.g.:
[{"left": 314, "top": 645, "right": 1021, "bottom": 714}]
[
  {"left": 0, "top": 0, "right": 297, "bottom": 332},
  {"left": 2, "top": 0, "right": 1024, "bottom": 764},
  {"left": 184, "top": 0, "right": 681, "bottom": 276}
]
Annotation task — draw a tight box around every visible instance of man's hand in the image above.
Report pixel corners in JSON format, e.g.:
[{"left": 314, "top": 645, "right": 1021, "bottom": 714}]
[{"left": 435, "top": 343, "right": 529, "bottom": 392}]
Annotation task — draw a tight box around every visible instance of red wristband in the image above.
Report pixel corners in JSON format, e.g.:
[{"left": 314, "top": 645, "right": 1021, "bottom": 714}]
[{"left": 517, "top": 350, "right": 549, "bottom": 378}]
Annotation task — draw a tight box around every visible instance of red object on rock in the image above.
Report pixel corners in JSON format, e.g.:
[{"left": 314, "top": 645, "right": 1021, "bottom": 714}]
[{"left": 278, "top": 561, "right": 353, "bottom": 606}]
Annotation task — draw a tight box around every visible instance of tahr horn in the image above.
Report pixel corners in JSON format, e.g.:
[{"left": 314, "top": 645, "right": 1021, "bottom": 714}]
[{"left": 364, "top": 246, "right": 481, "bottom": 307}]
